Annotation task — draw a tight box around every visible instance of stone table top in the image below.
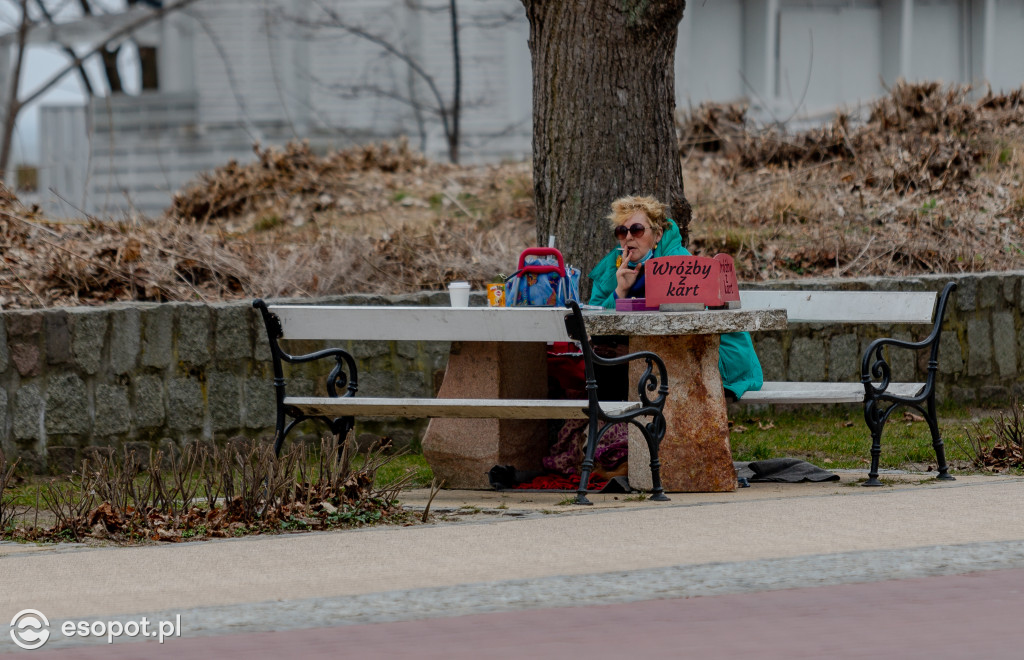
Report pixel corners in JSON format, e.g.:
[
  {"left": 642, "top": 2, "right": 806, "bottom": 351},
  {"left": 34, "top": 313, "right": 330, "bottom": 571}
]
[{"left": 582, "top": 308, "right": 787, "bottom": 336}]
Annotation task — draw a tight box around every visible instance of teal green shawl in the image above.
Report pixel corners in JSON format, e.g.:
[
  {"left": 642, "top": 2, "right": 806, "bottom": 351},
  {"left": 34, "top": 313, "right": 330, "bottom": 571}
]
[{"left": 587, "top": 219, "right": 763, "bottom": 399}]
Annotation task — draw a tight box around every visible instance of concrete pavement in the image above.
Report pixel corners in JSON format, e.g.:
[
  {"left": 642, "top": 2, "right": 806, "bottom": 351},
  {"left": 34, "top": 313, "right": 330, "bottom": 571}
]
[{"left": 4, "top": 472, "right": 1024, "bottom": 655}]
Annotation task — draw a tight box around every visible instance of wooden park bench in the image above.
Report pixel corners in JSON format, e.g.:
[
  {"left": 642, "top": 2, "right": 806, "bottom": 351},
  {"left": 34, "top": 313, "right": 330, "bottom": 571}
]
[
  {"left": 734, "top": 282, "right": 958, "bottom": 486},
  {"left": 252, "top": 300, "right": 669, "bottom": 504}
]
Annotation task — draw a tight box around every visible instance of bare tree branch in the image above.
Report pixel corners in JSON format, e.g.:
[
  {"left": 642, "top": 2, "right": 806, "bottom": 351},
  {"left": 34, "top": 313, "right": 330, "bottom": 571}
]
[{"left": 1, "top": 0, "right": 205, "bottom": 175}]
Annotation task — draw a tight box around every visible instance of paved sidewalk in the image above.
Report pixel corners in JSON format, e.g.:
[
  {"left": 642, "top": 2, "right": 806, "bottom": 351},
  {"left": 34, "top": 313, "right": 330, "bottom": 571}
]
[{"left": 4, "top": 473, "right": 1024, "bottom": 655}]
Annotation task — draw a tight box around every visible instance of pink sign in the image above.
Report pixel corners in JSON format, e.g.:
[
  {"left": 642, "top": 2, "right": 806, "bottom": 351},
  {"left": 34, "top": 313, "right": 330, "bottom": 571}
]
[
  {"left": 714, "top": 253, "right": 740, "bottom": 304},
  {"left": 645, "top": 256, "right": 723, "bottom": 308}
]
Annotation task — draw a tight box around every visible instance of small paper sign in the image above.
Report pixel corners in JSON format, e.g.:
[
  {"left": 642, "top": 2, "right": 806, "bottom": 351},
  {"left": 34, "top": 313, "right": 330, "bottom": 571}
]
[
  {"left": 714, "top": 253, "right": 740, "bottom": 305},
  {"left": 645, "top": 256, "right": 723, "bottom": 308}
]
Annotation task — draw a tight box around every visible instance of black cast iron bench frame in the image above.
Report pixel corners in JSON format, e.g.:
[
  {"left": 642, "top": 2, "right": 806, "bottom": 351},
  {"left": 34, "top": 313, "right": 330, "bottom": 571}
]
[
  {"left": 252, "top": 299, "right": 670, "bottom": 504},
  {"left": 736, "top": 282, "right": 957, "bottom": 486}
]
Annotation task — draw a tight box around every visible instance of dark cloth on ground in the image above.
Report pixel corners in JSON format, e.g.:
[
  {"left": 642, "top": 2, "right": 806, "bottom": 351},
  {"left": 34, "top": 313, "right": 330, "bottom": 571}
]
[{"left": 734, "top": 458, "right": 840, "bottom": 483}]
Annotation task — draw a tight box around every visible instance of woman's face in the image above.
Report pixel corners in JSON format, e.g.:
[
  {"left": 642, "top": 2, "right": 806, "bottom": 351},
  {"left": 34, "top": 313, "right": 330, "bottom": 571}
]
[{"left": 615, "top": 211, "right": 662, "bottom": 263}]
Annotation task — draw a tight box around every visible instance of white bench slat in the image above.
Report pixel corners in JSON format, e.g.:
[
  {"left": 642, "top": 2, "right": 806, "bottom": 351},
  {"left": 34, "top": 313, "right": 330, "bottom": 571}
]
[
  {"left": 739, "top": 381, "right": 925, "bottom": 405},
  {"left": 269, "top": 305, "right": 573, "bottom": 342},
  {"left": 739, "top": 290, "right": 937, "bottom": 324},
  {"left": 284, "top": 397, "right": 640, "bottom": 419}
]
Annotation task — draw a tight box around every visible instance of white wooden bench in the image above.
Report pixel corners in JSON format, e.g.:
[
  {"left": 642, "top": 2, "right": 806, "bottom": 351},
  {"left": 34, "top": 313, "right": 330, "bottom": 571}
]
[
  {"left": 252, "top": 300, "right": 670, "bottom": 504},
  {"left": 734, "top": 282, "right": 958, "bottom": 485}
]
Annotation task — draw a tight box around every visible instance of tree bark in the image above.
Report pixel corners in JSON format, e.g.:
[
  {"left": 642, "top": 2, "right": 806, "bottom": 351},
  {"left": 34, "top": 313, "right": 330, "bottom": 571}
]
[{"left": 521, "top": 0, "right": 691, "bottom": 288}]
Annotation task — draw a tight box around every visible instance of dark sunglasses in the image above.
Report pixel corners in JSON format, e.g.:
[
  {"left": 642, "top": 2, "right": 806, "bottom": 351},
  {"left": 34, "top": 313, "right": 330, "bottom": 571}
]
[{"left": 613, "top": 223, "right": 647, "bottom": 240}]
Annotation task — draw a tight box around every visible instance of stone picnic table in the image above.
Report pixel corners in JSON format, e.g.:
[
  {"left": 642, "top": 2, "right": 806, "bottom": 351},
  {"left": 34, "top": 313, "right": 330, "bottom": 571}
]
[{"left": 423, "top": 307, "right": 787, "bottom": 492}]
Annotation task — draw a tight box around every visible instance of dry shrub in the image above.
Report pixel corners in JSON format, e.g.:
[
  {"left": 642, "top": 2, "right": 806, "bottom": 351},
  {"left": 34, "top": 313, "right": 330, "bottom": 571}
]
[
  {"left": 2, "top": 435, "right": 415, "bottom": 544},
  {"left": 169, "top": 138, "right": 433, "bottom": 223},
  {"left": 0, "top": 451, "right": 25, "bottom": 531},
  {"left": 958, "top": 399, "right": 1024, "bottom": 471}
]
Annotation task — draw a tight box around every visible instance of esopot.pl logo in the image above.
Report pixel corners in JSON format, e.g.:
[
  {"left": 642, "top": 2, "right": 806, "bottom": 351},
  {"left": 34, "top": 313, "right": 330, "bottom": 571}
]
[{"left": 10, "top": 609, "right": 50, "bottom": 650}]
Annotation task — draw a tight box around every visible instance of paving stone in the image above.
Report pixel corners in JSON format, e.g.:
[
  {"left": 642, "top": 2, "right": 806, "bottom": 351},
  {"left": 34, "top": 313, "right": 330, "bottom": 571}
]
[
  {"left": 6, "top": 310, "right": 42, "bottom": 338},
  {"left": 0, "top": 387, "right": 7, "bottom": 445},
  {"left": 0, "top": 315, "right": 7, "bottom": 374},
  {"left": 351, "top": 340, "right": 391, "bottom": 360},
  {"left": 13, "top": 384, "right": 43, "bottom": 441},
  {"left": 124, "top": 441, "right": 154, "bottom": 470},
  {"left": 992, "top": 312, "right": 1018, "bottom": 378},
  {"left": 251, "top": 308, "right": 273, "bottom": 362},
  {"left": 44, "top": 310, "right": 71, "bottom": 365},
  {"left": 141, "top": 305, "right": 174, "bottom": 369},
  {"left": 396, "top": 340, "right": 420, "bottom": 360},
  {"left": 1002, "top": 277, "right": 1018, "bottom": 305},
  {"left": 357, "top": 370, "right": 394, "bottom": 397},
  {"left": 938, "top": 330, "right": 965, "bottom": 375},
  {"left": 956, "top": 277, "right": 977, "bottom": 312},
  {"left": 889, "top": 332, "right": 916, "bottom": 381},
  {"left": 423, "top": 341, "right": 451, "bottom": 371},
  {"left": 754, "top": 336, "right": 784, "bottom": 381},
  {"left": 978, "top": 275, "right": 1001, "bottom": 309},
  {"left": 967, "top": 317, "right": 993, "bottom": 377},
  {"left": 167, "top": 378, "right": 204, "bottom": 431},
  {"left": 827, "top": 333, "right": 859, "bottom": 382},
  {"left": 788, "top": 337, "right": 825, "bottom": 381},
  {"left": 10, "top": 342, "right": 40, "bottom": 377},
  {"left": 82, "top": 445, "right": 115, "bottom": 466},
  {"left": 69, "top": 308, "right": 108, "bottom": 375},
  {"left": 133, "top": 374, "right": 166, "bottom": 429},
  {"left": 397, "top": 371, "right": 428, "bottom": 398},
  {"left": 289, "top": 378, "right": 315, "bottom": 397},
  {"left": 979, "top": 385, "right": 1010, "bottom": 402},
  {"left": 244, "top": 377, "right": 276, "bottom": 429},
  {"left": 208, "top": 371, "right": 241, "bottom": 432},
  {"left": 95, "top": 384, "right": 131, "bottom": 436},
  {"left": 45, "top": 373, "right": 91, "bottom": 435},
  {"left": 950, "top": 385, "right": 975, "bottom": 403},
  {"left": 109, "top": 307, "right": 141, "bottom": 374},
  {"left": 214, "top": 304, "right": 251, "bottom": 361},
  {"left": 46, "top": 446, "right": 78, "bottom": 474},
  {"left": 177, "top": 304, "right": 211, "bottom": 365}
]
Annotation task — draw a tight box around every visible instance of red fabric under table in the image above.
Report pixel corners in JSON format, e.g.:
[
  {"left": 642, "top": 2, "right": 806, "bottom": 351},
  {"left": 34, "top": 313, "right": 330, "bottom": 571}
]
[{"left": 514, "top": 474, "right": 608, "bottom": 491}]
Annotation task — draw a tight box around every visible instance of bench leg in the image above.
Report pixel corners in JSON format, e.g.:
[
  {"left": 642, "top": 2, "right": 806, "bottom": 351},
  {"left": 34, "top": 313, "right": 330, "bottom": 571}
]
[
  {"left": 575, "top": 424, "right": 601, "bottom": 506},
  {"left": 645, "top": 422, "right": 670, "bottom": 502},
  {"left": 865, "top": 427, "right": 885, "bottom": 487},
  {"left": 926, "top": 398, "right": 955, "bottom": 481},
  {"left": 864, "top": 398, "right": 886, "bottom": 487}
]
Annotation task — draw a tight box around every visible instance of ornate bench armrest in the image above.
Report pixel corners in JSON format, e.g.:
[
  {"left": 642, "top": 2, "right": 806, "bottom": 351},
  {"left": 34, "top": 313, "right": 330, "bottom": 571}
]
[
  {"left": 562, "top": 301, "right": 671, "bottom": 503},
  {"left": 860, "top": 282, "right": 956, "bottom": 402},
  {"left": 253, "top": 299, "right": 359, "bottom": 453}
]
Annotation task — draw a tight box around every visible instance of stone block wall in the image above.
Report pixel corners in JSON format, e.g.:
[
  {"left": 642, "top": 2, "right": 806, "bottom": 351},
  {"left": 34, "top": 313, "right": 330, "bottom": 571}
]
[
  {"left": 1, "top": 273, "right": 1022, "bottom": 472},
  {"left": 0, "top": 292, "right": 455, "bottom": 473},
  {"left": 744, "top": 271, "right": 1024, "bottom": 404}
]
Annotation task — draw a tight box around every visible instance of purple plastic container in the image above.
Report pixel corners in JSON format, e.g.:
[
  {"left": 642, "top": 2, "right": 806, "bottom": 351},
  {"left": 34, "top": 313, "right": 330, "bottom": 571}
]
[{"left": 614, "top": 297, "right": 660, "bottom": 312}]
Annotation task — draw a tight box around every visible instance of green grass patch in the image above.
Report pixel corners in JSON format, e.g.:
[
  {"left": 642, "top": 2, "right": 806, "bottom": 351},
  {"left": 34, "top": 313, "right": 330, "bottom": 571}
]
[
  {"left": 729, "top": 406, "right": 978, "bottom": 470},
  {"left": 354, "top": 453, "right": 433, "bottom": 489}
]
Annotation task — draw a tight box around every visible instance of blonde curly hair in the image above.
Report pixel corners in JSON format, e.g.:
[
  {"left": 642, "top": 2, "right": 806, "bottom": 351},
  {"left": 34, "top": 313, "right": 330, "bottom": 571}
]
[{"left": 606, "top": 195, "right": 669, "bottom": 233}]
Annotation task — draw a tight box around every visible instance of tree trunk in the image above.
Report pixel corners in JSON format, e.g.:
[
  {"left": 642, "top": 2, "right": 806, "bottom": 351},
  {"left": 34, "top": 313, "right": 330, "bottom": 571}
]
[{"left": 521, "top": 0, "right": 691, "bottom": 289}]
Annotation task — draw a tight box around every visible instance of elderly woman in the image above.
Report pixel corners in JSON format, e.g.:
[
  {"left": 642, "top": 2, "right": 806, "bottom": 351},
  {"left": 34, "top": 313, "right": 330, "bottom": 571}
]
[{"left": 588, "top": 195, "right": 763, "bottom": 400}]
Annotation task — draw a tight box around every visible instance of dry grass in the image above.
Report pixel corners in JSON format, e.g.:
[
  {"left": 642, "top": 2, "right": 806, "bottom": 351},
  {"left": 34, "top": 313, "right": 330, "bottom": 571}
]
[{"left": 1, "top": 81, "right": 1022, "bottom": 310}]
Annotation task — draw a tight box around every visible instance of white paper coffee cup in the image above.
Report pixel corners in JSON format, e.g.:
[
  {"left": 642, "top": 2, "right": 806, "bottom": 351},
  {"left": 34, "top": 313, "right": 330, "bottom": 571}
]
[{"left": 448, "top": 281, "right": 471, "bottom": 307}]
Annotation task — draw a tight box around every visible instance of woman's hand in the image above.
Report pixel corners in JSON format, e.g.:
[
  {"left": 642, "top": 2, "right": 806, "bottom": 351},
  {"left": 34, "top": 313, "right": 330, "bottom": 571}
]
[{"left": 615, "top": 259, "right": 639, "bottom": 299}]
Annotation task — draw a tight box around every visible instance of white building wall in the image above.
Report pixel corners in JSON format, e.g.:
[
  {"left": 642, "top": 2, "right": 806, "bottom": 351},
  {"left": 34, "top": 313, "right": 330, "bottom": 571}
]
[
  {"left": 991, "top": 0, "right": 1024, "bottom": 92},
  {"left": 28, "top": 0, "right": 1024, "bottom": 218},
  {"left": 776, "top": 2, "right": 884, "bottom": 116},
  {"left": 910, "top": 0, "right": 965, "bottom": 83}
]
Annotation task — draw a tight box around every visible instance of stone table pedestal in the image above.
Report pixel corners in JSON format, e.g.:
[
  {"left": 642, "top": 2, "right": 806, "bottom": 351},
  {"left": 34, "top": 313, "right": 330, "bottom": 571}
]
[
  {"left": 422, "top": 341, "right": 550, "bottom": 489},
  {"left": 627, "top": 334, "right": 736, "bottom": 492}
]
